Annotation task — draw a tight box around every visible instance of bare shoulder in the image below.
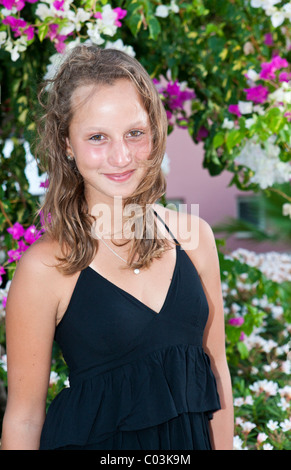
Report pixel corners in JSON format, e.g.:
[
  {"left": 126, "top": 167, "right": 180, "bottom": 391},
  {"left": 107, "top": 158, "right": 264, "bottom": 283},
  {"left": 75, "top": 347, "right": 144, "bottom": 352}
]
[
  {"left": 6, "top": 234, "right": 63, "bottom": 321},
  {"left": 153, "top": 203, "right": 217, "bottom": 274},
  {"left": 13, "top": 233, "right": 61, "bottom": 280}
]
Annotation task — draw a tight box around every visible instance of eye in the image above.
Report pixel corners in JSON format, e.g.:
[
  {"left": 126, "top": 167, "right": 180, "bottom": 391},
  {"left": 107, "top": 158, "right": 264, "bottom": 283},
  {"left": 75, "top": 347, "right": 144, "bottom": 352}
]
[
  {"left": 128, "top": 130, "right": 145, "bottom": 138},
  {"left": 89, "top": 134, "right": 105, "bottom": 142}
]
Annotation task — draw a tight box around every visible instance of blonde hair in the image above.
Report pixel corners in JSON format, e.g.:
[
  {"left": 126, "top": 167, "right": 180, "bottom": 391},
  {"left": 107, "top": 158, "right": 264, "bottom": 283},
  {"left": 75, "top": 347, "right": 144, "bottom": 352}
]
[{"left": 36, "top": 45, "right": 169, "bottom": 275}]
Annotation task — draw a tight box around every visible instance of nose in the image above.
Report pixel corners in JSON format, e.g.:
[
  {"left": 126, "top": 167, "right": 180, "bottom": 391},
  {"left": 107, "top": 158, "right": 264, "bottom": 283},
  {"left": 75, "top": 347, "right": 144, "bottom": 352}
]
[{"left": 108, "top": 140, "right": 132, "bottom": 168}]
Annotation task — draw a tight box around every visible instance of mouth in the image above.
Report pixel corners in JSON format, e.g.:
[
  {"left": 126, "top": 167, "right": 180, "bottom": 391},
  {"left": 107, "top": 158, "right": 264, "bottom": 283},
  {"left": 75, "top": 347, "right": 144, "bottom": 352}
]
[{"left": 103, "top": 170, "right": 135, "bottom": 182}]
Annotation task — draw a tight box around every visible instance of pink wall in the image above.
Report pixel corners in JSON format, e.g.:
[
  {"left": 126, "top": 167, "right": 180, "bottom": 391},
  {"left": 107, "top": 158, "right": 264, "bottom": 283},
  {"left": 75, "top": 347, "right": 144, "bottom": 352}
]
[{"left": 165, "top": 128, "right": 291, "bottom": 254}]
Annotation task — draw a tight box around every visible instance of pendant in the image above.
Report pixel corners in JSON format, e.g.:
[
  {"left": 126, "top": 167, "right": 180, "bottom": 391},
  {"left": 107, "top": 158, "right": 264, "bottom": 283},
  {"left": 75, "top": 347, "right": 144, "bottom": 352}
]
[{"left": 134, "top": 268, "right": 140, "bottom": 275}]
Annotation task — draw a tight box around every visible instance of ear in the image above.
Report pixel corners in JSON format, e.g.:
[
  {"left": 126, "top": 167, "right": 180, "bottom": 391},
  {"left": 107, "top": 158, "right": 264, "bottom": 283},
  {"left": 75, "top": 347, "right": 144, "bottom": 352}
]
[{"left": 66, "top": 137, "right": 74, "bottom": 159}]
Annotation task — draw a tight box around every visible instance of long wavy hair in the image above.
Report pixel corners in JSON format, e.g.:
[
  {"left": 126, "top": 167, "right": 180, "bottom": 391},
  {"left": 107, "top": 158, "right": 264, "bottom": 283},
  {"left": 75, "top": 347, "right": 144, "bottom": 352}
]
[{"left": 36, "top": 45, "right": 170, "bottom": 275}]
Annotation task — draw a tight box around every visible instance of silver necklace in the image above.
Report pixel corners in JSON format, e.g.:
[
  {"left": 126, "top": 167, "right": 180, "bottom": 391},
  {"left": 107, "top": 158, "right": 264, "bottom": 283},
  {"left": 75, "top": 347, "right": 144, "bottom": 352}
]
[{"left": 95, "top": 233, "right": 140, "bottom": 275}]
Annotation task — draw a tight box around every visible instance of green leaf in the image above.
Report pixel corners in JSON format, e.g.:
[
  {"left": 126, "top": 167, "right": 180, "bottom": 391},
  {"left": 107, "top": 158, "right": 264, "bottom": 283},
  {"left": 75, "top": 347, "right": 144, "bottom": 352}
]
[
  {"left": 148, "top": 16, "right": 161, "bottom": 40},
  {"left": 226, "top": 129, "right": 244, "bottom": 151},
  {"left": 38, "top": 23, "right": 49, "bottom": 42},
  {"left": 213, "top": 132, "right": 225, "bottom": 149},
  {"left": 237, "top": 341, "right": 249, "bottom": 359}
]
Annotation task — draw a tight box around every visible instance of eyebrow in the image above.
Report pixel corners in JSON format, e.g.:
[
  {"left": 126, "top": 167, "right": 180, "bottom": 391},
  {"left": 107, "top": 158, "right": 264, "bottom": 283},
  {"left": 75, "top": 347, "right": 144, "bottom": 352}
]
[{"left": 84, "top": 122, "right": 149, "bottom": 133}]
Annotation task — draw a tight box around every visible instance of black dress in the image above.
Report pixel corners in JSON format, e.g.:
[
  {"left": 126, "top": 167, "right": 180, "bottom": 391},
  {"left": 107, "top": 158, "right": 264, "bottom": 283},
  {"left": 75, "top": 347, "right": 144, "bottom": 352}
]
[{"left": 39, "top": 214, "right": 220, "bottom": 450}]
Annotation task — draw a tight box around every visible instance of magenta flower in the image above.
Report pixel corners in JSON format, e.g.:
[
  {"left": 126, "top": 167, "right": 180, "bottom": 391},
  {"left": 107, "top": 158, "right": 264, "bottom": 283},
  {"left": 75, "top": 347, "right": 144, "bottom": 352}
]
[
  {"left": 3, "top": 15, "right": 27, "bottom": 31},
  {"left": 0, "top": 266, "right": 6, "bottom": 286},
  {"left": 7, "top": 222, "right": 25, "bottom": 240},
  {"left": 0, "top": 0, "right": 25, "bottom": 10},
  {"left": 23, "top": 25, "right": 34, "bottom": 40},
  {"left": 53, "top": 0, "right": 64, "bottom": 10},
  {"left": 24, "top": 225, "right": 42, "bottom": 244},
  {"left": 2, "top": 296, "right": 7, "bottom": 308},
  {"left": 271, "top": 55, "right": 289, "bottom": 70},
  {"left": 228, "top": 317, "right": 244, "bottom": 327},
  {"left": 244, "top": 84, "right": 269, "bottom": 104},
  {"left": 264, "top": 33, "right": 273, "bottom": 46},
  {"left": 40, "top": 178, "right": 50, "bottom": 188},
  {"left": 228, "top": 104, "right": 241, "bottom": 117},
  {"left": 279, "top": 71, "right": 291, "bottom": 82},
  {"left": 196, "top": 126, "right": 209, "bottom": 142},
  {"left": 7, "top": 249, "right": 22, "bottom": 263},
  {"left": 260, "top": 55, "right": 289, "bottom": 80},
  {"left": 114, "top": 7, "right": 127, "bottom": 27}
]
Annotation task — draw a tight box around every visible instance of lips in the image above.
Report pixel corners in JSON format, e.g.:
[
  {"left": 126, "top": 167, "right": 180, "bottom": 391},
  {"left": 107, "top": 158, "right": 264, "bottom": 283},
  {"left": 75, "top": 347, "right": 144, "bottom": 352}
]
[{"left": 103, "top": 170, "right": 135, "bottom": 182}]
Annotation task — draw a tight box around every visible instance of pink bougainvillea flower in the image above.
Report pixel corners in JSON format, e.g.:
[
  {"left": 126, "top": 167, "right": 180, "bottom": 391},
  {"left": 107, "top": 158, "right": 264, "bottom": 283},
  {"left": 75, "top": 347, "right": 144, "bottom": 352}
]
[
  {"left": 271, "top": 55, "right": 288, "bottom": 70},
  {"left": 23, "top": 25, "right": 34, "bottom": 40},
  {"left": 40, "top": 178, "right": 50, "bottom": 188},
  {"left": 113, "top": 7, "right": 127, "bottom": 27},
  {"left": 7, "top": 248, "right": 23, "bottom": 263},
  {"left": 244, "top": 84, "right": 269, "bottom": 103},
  {"left": 260, "top": 55, "right": 289, "bottom": 80},
  {"left": 196, "top": 126, "right": 209, "bottom": 142},
  {"left": 3, "top": 15, "right": 27, "bottom": 31},
  {"left": 7, "top": 222, "right": 25, "bottom": 240},
  {"left": 53, "top": 0, "right": 65, "bottom": 10},
  {"left": 24, "top": 225, "right": 42, "bottom": 244},
  {"left": 2, "top": 296, "right": 7, "bottom": 308},
  {"left": 0, "top": 0, "right": 25, "bottom": 10},
  {"left": 284, "top": 112, "right": 291, "bottom": 122},
  {"left": 228, "top": 104, "right": 241, "bottom": 117},
  {"left": 228, "top": 317, "right": 244, "bottom": 326},
  {"left": 93, "top": 11, "right": 103, "bottom": 19},
  {"left": 279, "top": 71, "right": 291, "bottom": 82},
  {"left": 0, "top": 266, "right": 6, "bottom": 286},
  {"left": 264, "top": 33, "right": 273, "bottom": 46}
]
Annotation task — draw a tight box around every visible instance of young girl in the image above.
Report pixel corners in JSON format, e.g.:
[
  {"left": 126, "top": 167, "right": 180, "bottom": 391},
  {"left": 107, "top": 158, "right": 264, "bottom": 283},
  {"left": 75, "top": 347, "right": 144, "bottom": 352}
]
[{"left": 1, "top": 45, "right": 233, "bottom": 450}]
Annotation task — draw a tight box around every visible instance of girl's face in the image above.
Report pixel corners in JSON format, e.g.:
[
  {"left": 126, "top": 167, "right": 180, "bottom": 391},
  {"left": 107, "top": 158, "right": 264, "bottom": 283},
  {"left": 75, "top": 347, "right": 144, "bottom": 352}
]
[{"left": 66, "top": 79, "right": 152, "bottom": 208}]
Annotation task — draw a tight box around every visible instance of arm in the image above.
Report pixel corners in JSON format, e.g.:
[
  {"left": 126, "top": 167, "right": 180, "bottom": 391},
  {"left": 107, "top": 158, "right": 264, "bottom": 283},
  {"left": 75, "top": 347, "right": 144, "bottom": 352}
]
[
  {"left": 186, "top": 217, "right": 234, "bottom": 450},
  {"left": 1, "top": 241, "right": 59, "bottom": 450}
]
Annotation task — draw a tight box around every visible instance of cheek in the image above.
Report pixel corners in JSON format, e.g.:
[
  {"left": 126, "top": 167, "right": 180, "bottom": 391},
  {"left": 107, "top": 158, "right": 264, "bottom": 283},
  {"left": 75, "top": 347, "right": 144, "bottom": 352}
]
[
  {"left": 75, "top": 144, "right": 105, "bottom": 169},
  {"left": 131, "top": 138, "right": 152, "bottom": 162}
]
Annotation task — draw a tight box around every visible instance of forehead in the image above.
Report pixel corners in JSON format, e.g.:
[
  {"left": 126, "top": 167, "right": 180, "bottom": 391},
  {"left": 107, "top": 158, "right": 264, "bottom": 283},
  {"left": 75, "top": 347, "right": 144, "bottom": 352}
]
[{"left": 70, "top": 79, "right": 148, "bottom": 122}]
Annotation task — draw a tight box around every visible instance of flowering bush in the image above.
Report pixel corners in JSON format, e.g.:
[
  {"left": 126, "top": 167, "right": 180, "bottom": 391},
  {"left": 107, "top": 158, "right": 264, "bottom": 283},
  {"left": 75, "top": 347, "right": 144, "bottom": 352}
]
[
  {"left": 215, "top": 53, "right": 291, "bottom": 195},
  {"left": 219, "top": 248, "right": 291, "bottom": 450},
  {"left": 1, "top": 0, "right": 291, "bottom": 449}
]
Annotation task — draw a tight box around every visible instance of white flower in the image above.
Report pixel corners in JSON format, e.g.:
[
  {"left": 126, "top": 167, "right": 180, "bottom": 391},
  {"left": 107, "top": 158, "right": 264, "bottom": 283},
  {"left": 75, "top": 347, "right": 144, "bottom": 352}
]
[
  {"left": 266, "top": 419, "right": 279, "bottom": 431},
  {"left": 233, "top": 435, "right": 244, "bottom": 450},
  {"left": 250, "top": 379, "right": 279, "bottom": 396},
  {"left": 263, "top": 443, "right": 274, "bottom": 450},
  {"left": 86, "top": 23, "right": 104, "bottom": 45},
  {"left": 235, "top": 137, "right": 291, "bottom": 189},
  {"left": 35, "top": 3, "right": 52, "bottom": 21},
  {"left": 282, "top": 203, "right": 291, "bottom": 218},
  {"left": 280, "top": 419, "right": 291, "bottom": 432},
  {"left": 169, "top": 0, "right": 179, "bottom": 13},
  {"left": 105, "top": 39, "right": 136, "bottom": 57},
  {"left": 49, "top": 371, "right": 60, "bottom": 385},
  {"left": 238, "top": 100, "right": 253, "bottom": 114},
  {"left": 0, "top": 354, "right": 7, "bottom": 372},
  {"left": 222, "top": 117, "right": 235, "bottom": 129},
  {"left": 245, "top": 118, "right": 256, "bottom": 128},
  {"left": 246, "top": 69, "right": 260, "bottom": 82},
  {"left": 250, "top": 0, "right": 282, "bottom": 8},
  {"left": 234, "top": 397, "right": 245, "bottom": 407},
  {"left": 257, "top": 432, "right": 268, "bottom": 443},
  {"left": 0, "top": 31, "right": 7, "bottom": 47},
  {"left": 155, "top": 5, "right": 169, "bottom": 18},
  {"left": 241, "top": 421, "right": 256, "bottom": 433},
  {"left": 97, "top": 4, "right": 118, "bottom": 36}
]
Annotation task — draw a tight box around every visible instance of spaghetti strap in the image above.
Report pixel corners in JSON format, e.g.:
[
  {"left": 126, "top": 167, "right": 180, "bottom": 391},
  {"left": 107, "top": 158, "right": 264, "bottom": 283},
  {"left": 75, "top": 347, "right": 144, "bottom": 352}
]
[{"left": 153, "top": 209, "right": 180, "bottom": 245}]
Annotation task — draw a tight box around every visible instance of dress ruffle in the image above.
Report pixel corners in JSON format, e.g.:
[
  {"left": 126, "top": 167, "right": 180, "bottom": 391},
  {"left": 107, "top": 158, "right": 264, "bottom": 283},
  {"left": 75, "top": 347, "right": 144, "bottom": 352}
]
[{"left": 40, "top": 344, "right": 220, "bottom": 450}]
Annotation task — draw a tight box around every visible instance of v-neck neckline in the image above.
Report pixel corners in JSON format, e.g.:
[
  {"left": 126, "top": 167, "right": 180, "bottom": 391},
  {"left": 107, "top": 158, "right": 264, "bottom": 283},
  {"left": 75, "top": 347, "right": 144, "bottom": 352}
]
[{"left": 86, "top": 244, "right": 179, "bottom": 316}]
